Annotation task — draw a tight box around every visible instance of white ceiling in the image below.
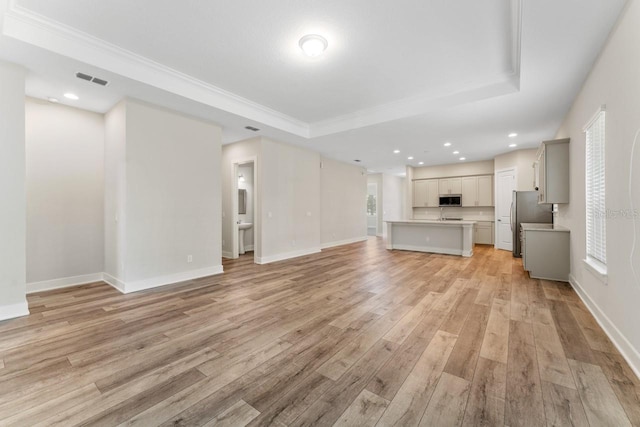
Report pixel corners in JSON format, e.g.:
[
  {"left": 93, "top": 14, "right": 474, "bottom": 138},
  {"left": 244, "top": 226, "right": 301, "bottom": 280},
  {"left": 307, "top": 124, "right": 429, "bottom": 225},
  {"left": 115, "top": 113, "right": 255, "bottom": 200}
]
[{"left": 0, "top": 0, "right": 628, "bottom": 174}]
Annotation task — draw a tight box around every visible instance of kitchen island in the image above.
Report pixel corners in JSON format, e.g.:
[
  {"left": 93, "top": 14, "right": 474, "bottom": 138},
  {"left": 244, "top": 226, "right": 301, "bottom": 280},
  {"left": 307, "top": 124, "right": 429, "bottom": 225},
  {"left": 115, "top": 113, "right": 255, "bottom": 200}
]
[{"left": 385, "top": 220, "right": 476, "bottom": 257}]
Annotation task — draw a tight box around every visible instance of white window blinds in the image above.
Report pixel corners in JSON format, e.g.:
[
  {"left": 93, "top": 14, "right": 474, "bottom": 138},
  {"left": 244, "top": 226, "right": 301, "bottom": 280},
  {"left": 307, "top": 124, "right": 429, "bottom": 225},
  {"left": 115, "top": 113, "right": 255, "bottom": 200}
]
[{"left": 585, "top": 110, "right": 606, "bottom": 266}]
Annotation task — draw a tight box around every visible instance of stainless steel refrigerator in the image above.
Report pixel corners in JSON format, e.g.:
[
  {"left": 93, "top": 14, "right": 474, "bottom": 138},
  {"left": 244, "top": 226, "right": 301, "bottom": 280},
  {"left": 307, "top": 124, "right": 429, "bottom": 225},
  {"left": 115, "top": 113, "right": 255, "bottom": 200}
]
[{"left": 512, "top": 191, "right": 553, "bottom": 257}]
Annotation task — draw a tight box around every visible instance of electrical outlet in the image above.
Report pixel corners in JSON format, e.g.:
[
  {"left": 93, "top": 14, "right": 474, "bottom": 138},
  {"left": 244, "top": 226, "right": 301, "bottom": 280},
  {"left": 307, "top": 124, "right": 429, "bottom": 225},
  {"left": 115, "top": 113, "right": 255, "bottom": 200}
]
[{"left": 187, "top": 255, "right": 193, "bottom": 263}]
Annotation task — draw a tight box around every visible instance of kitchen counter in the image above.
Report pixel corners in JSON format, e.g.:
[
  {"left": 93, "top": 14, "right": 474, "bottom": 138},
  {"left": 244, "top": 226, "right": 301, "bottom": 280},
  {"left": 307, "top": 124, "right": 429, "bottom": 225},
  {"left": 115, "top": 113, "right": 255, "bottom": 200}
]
[
  {"left": 521, "top": 222, "right": 570, "bottom": 232},
  {"left": 385, "top": 220, "right": 476, "bottom": 257},
  {"left": 521, "top": 223, "right": 570, "bottom": 281}
]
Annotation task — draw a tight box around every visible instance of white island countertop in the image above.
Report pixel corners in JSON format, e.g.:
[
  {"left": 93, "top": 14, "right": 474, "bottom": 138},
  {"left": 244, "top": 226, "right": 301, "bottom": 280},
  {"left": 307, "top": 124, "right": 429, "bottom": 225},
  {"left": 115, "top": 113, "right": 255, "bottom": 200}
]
[
  {"left": 385, "top": 220, "right": 476, "bottom": 257},
  {"left": 386, "top": 219, "right": 477, "bottom": 225}
]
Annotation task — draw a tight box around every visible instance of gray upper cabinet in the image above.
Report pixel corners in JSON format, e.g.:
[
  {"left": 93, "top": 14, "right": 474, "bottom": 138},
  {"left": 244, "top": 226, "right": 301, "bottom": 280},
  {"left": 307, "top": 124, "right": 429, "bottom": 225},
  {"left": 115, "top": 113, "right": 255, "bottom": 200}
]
[
  {"left": 461, "top": 175, "right": 493, "bottom": 207},
  {"left": 535, "top": 138, "right": 570, "bottom": 204},
  {"left": 413, "top": 179, "right": 439, "bottom": 207},
  {"left": 439, "top": 177, "right": 462, "bottom": 195}
]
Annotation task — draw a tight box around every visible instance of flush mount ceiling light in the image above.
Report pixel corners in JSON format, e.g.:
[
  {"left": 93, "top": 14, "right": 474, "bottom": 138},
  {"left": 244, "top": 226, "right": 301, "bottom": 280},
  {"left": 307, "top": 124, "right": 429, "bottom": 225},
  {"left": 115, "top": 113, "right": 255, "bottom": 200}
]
[
  {"left": 509, "top": 143, "right": 518, "bottom": 148},
  {"left": 508, "top": 133, "right": 518, "bottom": 138},
  {"left": 64, "top": 93, "right": 79, "bottom": 100},
  {"left": 418, "top": 161, "right": 424, "bottom": 165},
  {"left": 459, "top": 157, "right": 466, "bottom": 161},
  {"left": 444, "top": 142, "right": 452, "bottom": 147},
  {"left": 407, "top": 156, "right": 414, "bottom": 160},
  {"left": 393, "top": 149, "right": 400, "bottom": 154},
  {"left": 299, "top": 34, "right": 328, "bottom": 57},
  {"left": 453, "top": 150, "right": 460, "bottom": 154}
]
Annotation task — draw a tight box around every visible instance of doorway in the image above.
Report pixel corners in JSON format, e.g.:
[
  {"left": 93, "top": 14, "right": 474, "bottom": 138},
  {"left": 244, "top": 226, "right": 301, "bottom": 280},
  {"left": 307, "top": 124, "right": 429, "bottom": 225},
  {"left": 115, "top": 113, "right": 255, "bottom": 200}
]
[
  {"left": 495, "top": 168, "right": 516, "bottom": 251},
  {"left": 367, "top": 183, "right": 378, "bottom": 236},
  {"left": 231, "top": 158, "right": 257, "bottom": 261}
]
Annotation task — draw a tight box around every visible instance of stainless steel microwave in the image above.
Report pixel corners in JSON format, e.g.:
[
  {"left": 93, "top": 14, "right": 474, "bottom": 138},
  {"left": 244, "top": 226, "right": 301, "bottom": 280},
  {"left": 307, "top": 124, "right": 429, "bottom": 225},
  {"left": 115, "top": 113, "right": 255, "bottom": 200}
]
[{"left": 439, "top": 194, "right": 462, "bottom": 207}]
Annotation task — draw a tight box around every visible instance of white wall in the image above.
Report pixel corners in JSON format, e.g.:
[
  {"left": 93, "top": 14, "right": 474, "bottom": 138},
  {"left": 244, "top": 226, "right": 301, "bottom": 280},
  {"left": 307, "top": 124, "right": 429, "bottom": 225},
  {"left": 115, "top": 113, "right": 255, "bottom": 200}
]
[
  {"left": 124, "top": 100, "right": 222, "bottom": 290},
  {"left": 0, "top": 61, "right": 28, "bottom": 320},
  {"left": 321, "top": 157, "right": 367, "bottom": 247},
  {"left": 238, "top": 163, "right": 255, "bottom": 250},
  {"left": 494, "top": 148, "right": 537, "bottom": 191},
  {"left": 104, "top": 101, "right": 127, "bottom": 284},
  {"left": 103, "top": 99, "right": 223, "bottom": 292},
  {"left": 25, "top": 98, "right": 105, "bottom": 290},
  {"left": 260, "top": 138, "right": 321, "bottom": 262},
  {"left": 412, "top": 160, "right": 494, "bottom": 180},
  {"left": 555, "top": 0, "right": 640, "bottom": 375},
  {"left": 381, "top": 174, "right": 405, "bottom": 237}
]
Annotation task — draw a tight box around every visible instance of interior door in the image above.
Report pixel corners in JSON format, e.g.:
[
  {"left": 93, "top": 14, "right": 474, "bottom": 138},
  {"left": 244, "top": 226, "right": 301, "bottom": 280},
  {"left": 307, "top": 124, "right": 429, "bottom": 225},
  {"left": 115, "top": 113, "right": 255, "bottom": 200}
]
[{"left": 496, "top": 169, "right": 516, "bottom": 250}]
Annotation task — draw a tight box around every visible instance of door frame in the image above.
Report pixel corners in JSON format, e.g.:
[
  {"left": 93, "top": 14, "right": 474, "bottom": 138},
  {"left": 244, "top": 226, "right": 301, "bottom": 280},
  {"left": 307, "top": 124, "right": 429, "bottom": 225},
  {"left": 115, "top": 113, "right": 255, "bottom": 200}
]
[
  {"left": 231, "top": 156, "right": 258, "bottom": 261},
  {"left": 494, "top": 167, "right": 517, "bottom": 250}
]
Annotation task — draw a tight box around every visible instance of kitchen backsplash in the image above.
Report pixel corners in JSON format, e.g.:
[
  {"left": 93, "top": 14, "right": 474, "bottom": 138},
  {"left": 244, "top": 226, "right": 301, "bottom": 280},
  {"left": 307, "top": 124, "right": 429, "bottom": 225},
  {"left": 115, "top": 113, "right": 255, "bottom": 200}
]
[{"left": 412, "top": 207, "right": 495, "bottom": 222}]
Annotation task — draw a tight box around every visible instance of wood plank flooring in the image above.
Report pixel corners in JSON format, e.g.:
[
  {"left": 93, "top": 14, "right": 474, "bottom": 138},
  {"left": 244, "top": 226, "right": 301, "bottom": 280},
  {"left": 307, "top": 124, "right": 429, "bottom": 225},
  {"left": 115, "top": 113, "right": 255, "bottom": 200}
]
[{"left": 1, "top": 238, "right": 638, "bottom": 426}]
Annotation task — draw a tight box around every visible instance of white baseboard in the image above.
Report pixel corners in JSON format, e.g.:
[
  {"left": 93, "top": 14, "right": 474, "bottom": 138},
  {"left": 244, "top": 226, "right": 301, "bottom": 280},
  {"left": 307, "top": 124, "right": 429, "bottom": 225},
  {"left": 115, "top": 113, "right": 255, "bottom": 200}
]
[
  {"left": 0, "top": 300, "right": 30, "bottom": 322},
  {"left": 245, "top": 244, "right": 254, "bottom": 251},
  {"left": 222, "top": 251, "right": 233, "bottom": 259},
  {"left": 255, "top": 247, "right": 321, "bottom": 264},
  {"left": 124, "top": 265, "right": 224, "bottom": 293},
  {"left": 27, "top": 272, "right": 104, "bottom": 294},
  {"left": 321, "top": 236, "right": 368, "bottom": 250},
  {"left": 102, "top": 273, "right": 126, "bottom": 293},
  {"left": 569, "top": 274, "right": 640, "bottom": 380}
]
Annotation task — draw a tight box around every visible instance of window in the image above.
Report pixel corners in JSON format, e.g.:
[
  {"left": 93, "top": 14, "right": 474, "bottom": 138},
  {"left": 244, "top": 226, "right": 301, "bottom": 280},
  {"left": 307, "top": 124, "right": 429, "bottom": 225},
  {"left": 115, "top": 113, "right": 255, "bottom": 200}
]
[
  {"left": 367, "top": 183, "right": 377, "bottom": 216},
  {"left": 585, "top": 108, "right": 606, "bottom": 273}
]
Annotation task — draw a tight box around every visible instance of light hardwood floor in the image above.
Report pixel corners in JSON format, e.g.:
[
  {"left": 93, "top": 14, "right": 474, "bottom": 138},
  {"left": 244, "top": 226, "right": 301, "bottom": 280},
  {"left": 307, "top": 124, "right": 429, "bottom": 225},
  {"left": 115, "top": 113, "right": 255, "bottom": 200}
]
[{"left": 1, "top": 238, "right": 639, "bottom": 426}]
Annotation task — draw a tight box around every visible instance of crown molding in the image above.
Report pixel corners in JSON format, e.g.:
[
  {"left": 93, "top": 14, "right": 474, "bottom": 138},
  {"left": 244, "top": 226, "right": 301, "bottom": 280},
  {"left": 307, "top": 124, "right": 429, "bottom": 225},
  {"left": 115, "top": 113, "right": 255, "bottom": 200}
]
[
  {"left": 3, "top": 0, "right": 522, "bottom": 139},
  {"left": 2, "top": 2, "right": 310, "bottom": 138},
  {"left": 309, "top": 0, "right": 523, "bottom": 137}
]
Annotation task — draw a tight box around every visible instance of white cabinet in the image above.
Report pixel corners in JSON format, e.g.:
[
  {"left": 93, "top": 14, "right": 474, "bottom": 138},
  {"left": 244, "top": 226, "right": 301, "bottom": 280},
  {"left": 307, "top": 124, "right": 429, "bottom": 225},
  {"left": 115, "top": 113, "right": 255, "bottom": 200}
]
[
  {"left": 461, "top": 175, "right": 493, "bottom": 207},
  {"left": 535, "top": 138, "right": 570, "bottom": 204},
  {"left": 439, "top": 178, "right": 462, "bottom": 195},
  {"left": 474, "top": 221, "right": 494, "bottom": 245},
  {"left": 522, "top": 225, "right": 570, "bottom": 281},
  {"left": 412, "top": 179, "right": 439, "bottom": 207}
]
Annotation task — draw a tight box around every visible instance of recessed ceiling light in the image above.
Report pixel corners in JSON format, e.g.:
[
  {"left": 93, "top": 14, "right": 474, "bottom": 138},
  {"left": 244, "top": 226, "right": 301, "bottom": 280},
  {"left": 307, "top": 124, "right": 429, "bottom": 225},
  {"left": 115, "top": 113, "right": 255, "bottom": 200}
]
[
  {"left": 453, "top": 150, "right": 460, "bottom": 154},
  {"left": 47, "top": 97, "right": 59, "bottom": 103},
  {"left": 444, "top": 142, "right": 452, "bottom": 147},
  {"left": 407, "top": 156, "right": 414, "bottom": 160},
  {"left": 508, "top": 133, "right": 518, "bottom": 138},
  {"left": 459, "top": 157, "right": 466, "bottom": 161},
  {"left": 63, "top": 93, "right": 79, "bottom": 100},
  {"left": 509, "top": 143, "right": 517, "bottom": 148},
  {"left": 418, "top": 161, "right": 424, "bottom": 165},
  {"left": 393, "top": 149, "right": 400, "bottom": 154},
  {"left": 299, "top": 34, "right": 328, "bottom": 57}
]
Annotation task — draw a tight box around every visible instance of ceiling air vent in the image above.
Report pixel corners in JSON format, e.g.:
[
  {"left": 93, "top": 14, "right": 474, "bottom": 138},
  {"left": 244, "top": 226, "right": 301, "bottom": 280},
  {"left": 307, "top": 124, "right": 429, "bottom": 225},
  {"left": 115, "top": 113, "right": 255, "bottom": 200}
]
[
  {"left": 245, "top": 126, "right": 260, "bottom": 132},
  {"left": 75, "top": 72, "right": 110, "bottom": 87},
  {"left": 91, "top": 77, "right": 109, "bottom": 86},
  {"left": 76, "top": 72, "right": 92, "bottom": 81}
]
